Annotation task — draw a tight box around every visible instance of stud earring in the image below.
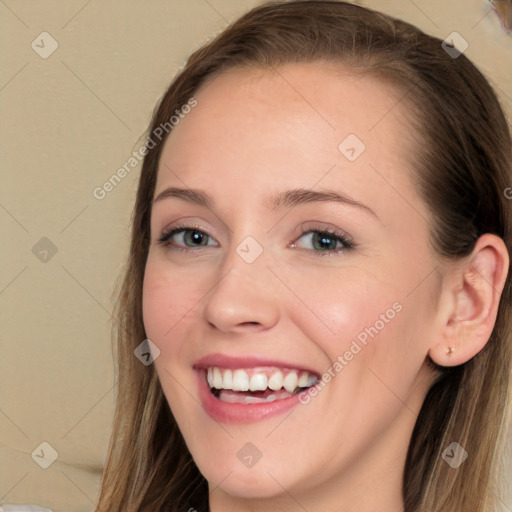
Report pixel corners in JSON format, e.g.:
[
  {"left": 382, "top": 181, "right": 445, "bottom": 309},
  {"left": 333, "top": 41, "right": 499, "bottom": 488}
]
[{"left": 447, "top": 346, "right": 455, "bottom": 355}]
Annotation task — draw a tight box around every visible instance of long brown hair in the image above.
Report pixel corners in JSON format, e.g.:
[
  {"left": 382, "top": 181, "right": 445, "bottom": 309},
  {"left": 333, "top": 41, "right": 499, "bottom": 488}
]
[{"left": 95, "top": 2, "right": 512, "bottom": 511}]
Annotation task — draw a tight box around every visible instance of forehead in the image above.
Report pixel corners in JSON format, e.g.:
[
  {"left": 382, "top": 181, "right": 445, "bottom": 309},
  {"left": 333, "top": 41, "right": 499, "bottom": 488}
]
[{"left": 155, "top": 62, "right": 426, "bottom": 225}]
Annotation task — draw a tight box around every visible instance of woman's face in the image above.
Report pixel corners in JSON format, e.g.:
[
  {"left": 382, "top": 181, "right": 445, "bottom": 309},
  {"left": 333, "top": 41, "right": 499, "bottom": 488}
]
[{"left": 143, "top": 63, "right": 442, "bottom": 509}]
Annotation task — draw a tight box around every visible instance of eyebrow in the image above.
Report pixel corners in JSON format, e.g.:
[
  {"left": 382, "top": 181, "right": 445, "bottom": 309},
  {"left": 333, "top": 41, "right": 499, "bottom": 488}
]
[{"left": 152, "top": 186, "right": 379, "bottom": 220}]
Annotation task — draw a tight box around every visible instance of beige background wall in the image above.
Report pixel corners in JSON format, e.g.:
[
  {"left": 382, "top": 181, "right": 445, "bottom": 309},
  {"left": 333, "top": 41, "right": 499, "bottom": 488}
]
[{"left": 1, "top": 1, "right": 511, "bottom": 511}]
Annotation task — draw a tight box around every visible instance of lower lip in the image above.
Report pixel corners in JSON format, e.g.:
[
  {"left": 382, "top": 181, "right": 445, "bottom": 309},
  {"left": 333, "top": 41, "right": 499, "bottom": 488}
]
[{"left": 195, "top": 370, "right": 309, "bottom": 424}]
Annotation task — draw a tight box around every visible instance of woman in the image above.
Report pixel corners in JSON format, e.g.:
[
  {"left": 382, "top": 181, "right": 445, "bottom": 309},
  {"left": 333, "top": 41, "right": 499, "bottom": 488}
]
[{"left": 95, "top": 1, "right": 512, "bottom": 511}]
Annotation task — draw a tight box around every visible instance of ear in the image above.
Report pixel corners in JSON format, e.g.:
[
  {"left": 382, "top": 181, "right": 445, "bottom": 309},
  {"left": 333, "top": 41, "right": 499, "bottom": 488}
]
[{"left": 429, "top": 233, "right": 510, "bottom": 367}]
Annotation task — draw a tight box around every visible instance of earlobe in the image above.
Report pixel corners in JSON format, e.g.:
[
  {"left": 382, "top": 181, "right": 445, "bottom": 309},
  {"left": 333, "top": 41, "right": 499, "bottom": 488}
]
[{"left": 428, "top": 234, "right": 509, "bottom": 367}]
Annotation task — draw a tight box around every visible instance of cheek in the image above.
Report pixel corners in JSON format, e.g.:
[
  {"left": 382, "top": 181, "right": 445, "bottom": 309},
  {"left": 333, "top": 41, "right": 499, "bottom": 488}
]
[
  {"left": 284, "top": 261, "right": 434, "bottom": 396},
  {"left": 142, "top": 256, "right": 204, "bottom": 430},
  {"left": 142, "top": 262, "right": 173, "bottom": 350},
  {"left": 285, "top": 264, "right": 400, "bottom": 355},
  {"left": 142, "top": 255, "right": 206, "bottom": 358}
]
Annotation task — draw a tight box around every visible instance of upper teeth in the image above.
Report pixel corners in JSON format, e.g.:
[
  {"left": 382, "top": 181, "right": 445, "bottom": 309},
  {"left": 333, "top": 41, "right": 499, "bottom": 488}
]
[{"left": 206, "top": 367, "right": 318, "bottom": 393}]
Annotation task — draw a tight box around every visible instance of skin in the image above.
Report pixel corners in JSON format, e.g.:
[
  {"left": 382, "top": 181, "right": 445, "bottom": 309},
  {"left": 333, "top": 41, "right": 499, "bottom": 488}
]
[{"left": 142, "top": 63, "right": 509, "bottom": 512}]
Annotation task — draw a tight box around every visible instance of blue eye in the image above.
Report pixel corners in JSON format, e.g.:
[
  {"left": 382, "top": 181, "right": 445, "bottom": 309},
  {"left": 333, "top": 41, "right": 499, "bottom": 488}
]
[
  {"left": 293, "top": 228, "right": 353, "bottom": 256},
  {"left": 158, "top": 224, "right": 216, "bottom": 253}
]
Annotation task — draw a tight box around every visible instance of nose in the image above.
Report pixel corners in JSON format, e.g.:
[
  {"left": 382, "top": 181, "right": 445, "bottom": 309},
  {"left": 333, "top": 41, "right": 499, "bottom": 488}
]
[{"left": 202, "top": 239, "right": 280, "bottom": 333}]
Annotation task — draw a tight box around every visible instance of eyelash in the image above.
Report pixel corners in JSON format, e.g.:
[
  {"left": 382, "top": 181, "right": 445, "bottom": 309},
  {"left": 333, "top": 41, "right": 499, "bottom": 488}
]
[{"left": 157, "top": 222, "right": 355, "bottom": 257}]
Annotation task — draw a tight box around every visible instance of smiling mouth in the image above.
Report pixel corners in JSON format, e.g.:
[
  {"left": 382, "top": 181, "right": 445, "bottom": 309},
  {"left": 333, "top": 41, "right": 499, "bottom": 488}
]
[{"left": 206, "top": 366, "right": 320, "bottom": 404}]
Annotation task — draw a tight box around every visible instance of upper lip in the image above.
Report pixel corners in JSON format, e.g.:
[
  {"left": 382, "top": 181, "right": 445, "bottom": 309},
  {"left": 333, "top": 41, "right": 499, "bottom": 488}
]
[{"left": 193, "top": 353, "right": 321, "bottom": 377}]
